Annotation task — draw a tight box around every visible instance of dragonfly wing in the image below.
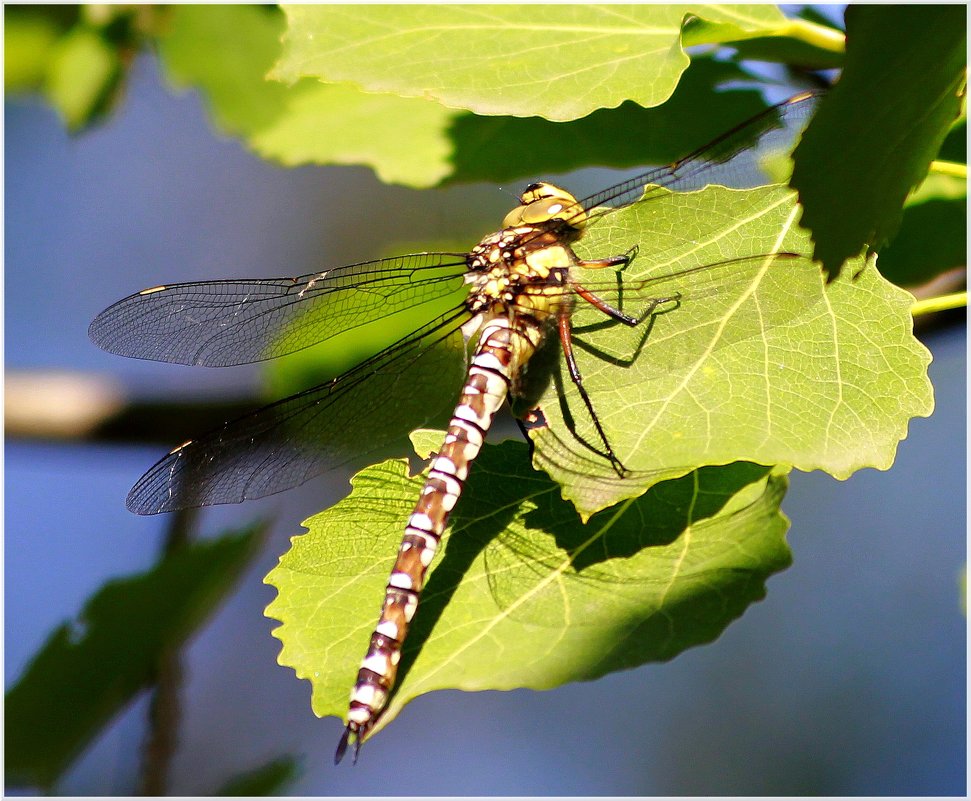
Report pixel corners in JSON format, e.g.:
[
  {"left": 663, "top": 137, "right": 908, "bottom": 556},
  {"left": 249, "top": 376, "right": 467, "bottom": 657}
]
[
  {"left": 127, "top": 308, "right": 470, "bottom": 514},
  {"left": 89, "top": 252, "right": 469, "bottom": 366},
  {"left": 566, "top": 92, "right": 821, "bottom": 224},
  {"left": 567, "top": 252, "right": 809, "bottom": 315}
]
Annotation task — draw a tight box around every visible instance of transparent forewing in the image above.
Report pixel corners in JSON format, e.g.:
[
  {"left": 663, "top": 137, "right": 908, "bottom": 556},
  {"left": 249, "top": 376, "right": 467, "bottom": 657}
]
[
  {"left": 557, "top": 92, "right": 820, "bottom": 228},
  {"left": 127, "top": 308, "right": 470, "bottom": 514},
  {"left": 563, "top": 252, "right": 807, "bottom": 324},
  {"left": 89, "top": 252, "right": 469, "bottom": 366}
]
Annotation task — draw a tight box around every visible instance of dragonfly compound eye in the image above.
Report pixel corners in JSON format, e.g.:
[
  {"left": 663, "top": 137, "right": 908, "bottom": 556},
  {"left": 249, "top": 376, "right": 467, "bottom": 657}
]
[{"left": 502, "top": 182, "right": 586, "bottom": 229}]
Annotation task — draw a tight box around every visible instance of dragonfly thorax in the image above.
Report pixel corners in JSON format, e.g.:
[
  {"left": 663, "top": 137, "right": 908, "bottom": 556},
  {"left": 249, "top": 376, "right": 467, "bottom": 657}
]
[{"left": 464, "top": 225, "right": 576, "bottom": 320}]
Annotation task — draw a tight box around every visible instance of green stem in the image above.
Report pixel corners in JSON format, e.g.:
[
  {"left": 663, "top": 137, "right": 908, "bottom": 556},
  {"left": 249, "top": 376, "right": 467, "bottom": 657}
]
[
  {"left": 776, "top": 18, "right": 845, "bottom": 53},
  {"left": 684, "top": 16, "right": 844, "bottom": 54},
  {"left": 912, "top": 291, "right": 967, "bottom": 317},
  {"left": 929, "top": 160, "right": 967, "bottom": 179}
]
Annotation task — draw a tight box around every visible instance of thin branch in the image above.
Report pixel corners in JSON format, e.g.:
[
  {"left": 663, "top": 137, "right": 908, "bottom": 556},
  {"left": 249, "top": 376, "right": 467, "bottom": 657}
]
[
  {"left": 5, "top": 371, "right": 261, "bottom": 444},
  {"left": 137, "top": 506, "right": 198, "bottom": 796},
  {"left": 912, "top": 290, "right": 967, "bottom": 317}
]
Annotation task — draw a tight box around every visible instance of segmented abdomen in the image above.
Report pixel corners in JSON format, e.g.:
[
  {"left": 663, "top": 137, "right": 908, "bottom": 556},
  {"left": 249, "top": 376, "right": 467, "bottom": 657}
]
[{"left": 337, "top": 314, "right": 543, "bottom": 761}]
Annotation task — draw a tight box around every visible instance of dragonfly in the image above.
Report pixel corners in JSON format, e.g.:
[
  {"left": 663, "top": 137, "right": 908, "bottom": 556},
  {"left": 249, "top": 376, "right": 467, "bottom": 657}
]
[{"left": 89, "top": 90, "right": 820, "bottom": 764}]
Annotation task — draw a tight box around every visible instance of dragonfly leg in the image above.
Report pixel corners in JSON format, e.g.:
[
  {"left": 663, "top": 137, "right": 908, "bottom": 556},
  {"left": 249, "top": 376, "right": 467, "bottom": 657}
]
[
  {"left": 574, "top": 282, "right": 683, "bottom": 327},
  {"left": 573, "top": 283, "right": 639, "bottom": 326},
  {"left": 575, "top": 243, "right": 638, "bottom": 271},
  {"left": 557, "top": 308, "right": 627, "bottom": 478}
]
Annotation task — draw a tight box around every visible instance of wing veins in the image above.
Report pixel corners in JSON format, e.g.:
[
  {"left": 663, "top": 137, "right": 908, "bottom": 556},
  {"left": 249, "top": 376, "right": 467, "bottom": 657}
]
[{"left": 128, "top": 304, "right": 471, "bottom": 513}]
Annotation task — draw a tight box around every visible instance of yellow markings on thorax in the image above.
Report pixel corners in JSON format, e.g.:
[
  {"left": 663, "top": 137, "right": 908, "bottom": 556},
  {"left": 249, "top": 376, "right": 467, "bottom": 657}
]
[{"left": 524, "top": 243, "right": 572, "bottom": 276}]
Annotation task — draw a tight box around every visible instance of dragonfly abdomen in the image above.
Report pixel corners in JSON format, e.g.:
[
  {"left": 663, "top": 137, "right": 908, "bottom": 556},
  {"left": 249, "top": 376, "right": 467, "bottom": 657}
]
[{"left": 337, "top": 314, "right": 545, "bottom": 762}]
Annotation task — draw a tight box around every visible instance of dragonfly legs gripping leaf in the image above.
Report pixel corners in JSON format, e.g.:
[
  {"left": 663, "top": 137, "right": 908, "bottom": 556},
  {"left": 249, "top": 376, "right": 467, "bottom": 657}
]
[
  {"left": 556, "top": 307, "right": 627, "bottom": 478},
  {"left": 554, "top": 245, "right": 665, "bottom": 478}
]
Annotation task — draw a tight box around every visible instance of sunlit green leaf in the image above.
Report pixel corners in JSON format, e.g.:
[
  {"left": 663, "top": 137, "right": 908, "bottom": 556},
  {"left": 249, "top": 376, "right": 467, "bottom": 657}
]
[
  {"left": 153, "top": 7, "right": 834, "bottom": 188},
  {"left": 265, "top": 445, "right": 790, "bottom": 739},
  {"left": 274, "top": 5, "right": 789, "bottom": 121},
  {"left": 530, "top": 184, "right": 934, "bottom": 517}
]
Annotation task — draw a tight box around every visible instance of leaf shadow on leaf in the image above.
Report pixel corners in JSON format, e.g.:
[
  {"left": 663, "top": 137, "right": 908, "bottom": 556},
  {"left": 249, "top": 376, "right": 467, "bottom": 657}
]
[
  {"left": 470, "top": 451, "right": 789, "bottom": 672},
  {"left": 442, "top": 58, "right": 770, "bottom": 187},
  {"left": 388, "top": 439, "right": 779, "bottom": 705},
  {"left": 521, "top": 462, "right": 775, "bottom": 572},
  {"left": 571, "top": 299, "right": 680, "bottom": 369}
]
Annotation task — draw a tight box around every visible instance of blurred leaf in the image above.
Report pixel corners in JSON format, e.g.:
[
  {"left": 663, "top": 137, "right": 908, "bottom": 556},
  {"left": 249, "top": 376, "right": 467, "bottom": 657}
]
[
  {"left": 938, "top": 115, "right": 967, "bottom": 163},
  {"left": 3, "top": 6, "right": 78, "bottom": 91},
  {"left": 156, "top": 4, "right": 457, "bottom": 186},
  {"left": 4, "top": 5, "right": 160, "bottom": 131},
  {"left": 5, "top": 524, "right": 265, "bottom": 789},
  {"left": 266, "top": 446, "right": 790, "bottom": 740},
  {"left": 273, "top": 5, "right": 789, "bottom": 121},
  {"left": 249, "top": 83, "right": 455, "bottom": 185},
  {"left": 157, "top": 4, "right": 291, "bottom": 134},
  {"left": 791, "top": 5, "right": 967, "bottom": 280},
  {"left": 876, "top": 173, "right": 967, "bottom": 287},
  {"left": 214, "top": 754, "right": 301, "bottom": 796},
  {"left": 529, "top": 183, "right": 934, "bottom": 517},
  {"left": 43, "top": 25, "right": 121, "bottom": 131}
]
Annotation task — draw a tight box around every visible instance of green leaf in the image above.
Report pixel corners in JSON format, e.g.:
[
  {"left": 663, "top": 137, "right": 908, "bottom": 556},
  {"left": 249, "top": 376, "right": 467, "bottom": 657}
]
[
  {"left": 938, "top": 114, "right": 966, "bottom": 163},
  {"left": 43, "top": 26, "right": 121, "bottom": 131},
  {"left": 265, "top": 444, "right": 790, "bottom": 738},
  {"left": 5, "top": 525, "right": 265, "bottom": 789},
  {"left": 3, "top": 6, "right": 79, "bottom": 92},
  {"left": 5, "top": 6, "right": 164, "bottom": 131},
  {"left": 153, "top": 8, "right": 825, "bottom": 189},
  {"left": 157, "top": 4, "right": 457, "bottom": 186},
  {"left": 717, "top": 32, "right": 844, "bottom": 70},
  {"left": 682, "top": 11, "right": 845, "bottom": 69},
  {"left": 529, "top": 183, "right": 934, "bottom": 517},
  {"left": 274, "top": 5, "right": 788, "bottom": 121},
  {"left": 790, "top": 4, "right": 967, "bottom": 279},
  {"left": 249, "top": 83, "right": 456, "bottom": 185},
  {"left": 214, "top": 755, "right": 301, "bottom": 796},
  {"left": 876, "top": 173, "right": 967, "bottom": 287},
  {"left": 446, "top": 57, "right": 773, "bottom": 185},
  {"left": 157, "top": 5, "right": 291, "bottom": 135}
]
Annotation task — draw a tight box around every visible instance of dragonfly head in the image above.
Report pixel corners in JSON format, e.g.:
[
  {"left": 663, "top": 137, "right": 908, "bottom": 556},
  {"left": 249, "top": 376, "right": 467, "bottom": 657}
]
[{"left": 502, "top": 182, "right": 587, "bottom": 231}]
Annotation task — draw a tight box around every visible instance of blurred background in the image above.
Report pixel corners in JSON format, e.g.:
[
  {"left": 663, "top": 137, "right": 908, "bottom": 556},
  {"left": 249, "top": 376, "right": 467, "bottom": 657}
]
[{"left": 5, "top": 11, "right": 966, "bottom": 797}]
